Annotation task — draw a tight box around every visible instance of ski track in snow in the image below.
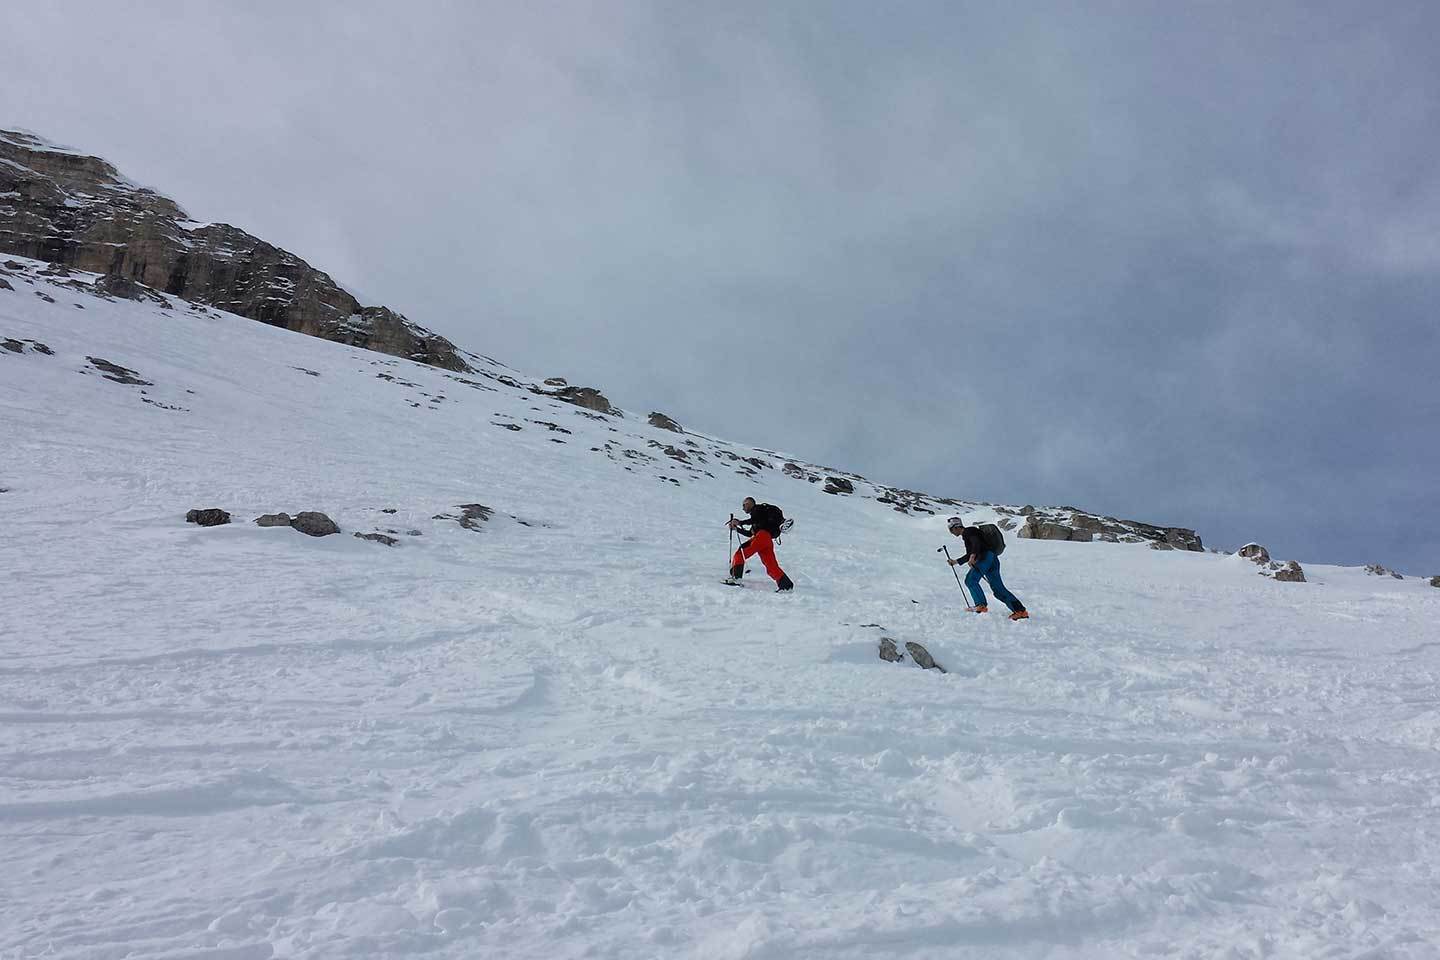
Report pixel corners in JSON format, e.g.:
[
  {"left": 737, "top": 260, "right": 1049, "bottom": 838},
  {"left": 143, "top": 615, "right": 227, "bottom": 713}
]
[{"left": 3, "top": 265, "right": 1440, "bottom": 958}]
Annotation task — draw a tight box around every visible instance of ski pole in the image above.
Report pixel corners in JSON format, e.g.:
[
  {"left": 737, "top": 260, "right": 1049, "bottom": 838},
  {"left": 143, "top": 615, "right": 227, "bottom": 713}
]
[{"left": 938, "top": 545, "right": 973, "bottom": 611}]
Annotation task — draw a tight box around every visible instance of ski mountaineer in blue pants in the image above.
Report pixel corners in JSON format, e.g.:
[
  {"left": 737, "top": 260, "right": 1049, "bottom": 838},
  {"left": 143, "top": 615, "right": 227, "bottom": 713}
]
[{"left": 946, "top": 516, "right": 1029, "bottom": 620}]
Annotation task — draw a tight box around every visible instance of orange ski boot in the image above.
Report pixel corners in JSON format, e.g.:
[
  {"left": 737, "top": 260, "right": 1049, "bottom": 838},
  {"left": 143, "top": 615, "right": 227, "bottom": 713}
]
[
  {"left": 1009, "top": 610, "right": 1030, "bottom": 621},
  {"left": 973, "top": 605, "right": 989, "bottom": 614}
]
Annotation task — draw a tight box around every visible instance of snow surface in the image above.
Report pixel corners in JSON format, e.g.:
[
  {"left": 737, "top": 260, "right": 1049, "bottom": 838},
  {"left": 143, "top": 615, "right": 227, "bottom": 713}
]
[{"left": 3, "top": 261, "right": 1440, "bottom": 958}]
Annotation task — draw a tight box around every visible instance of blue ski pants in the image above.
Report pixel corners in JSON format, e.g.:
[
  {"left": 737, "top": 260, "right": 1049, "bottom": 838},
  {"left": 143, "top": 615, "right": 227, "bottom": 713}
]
[{"left": 965, "top": 551, "right": 1024, "bottom": 612}]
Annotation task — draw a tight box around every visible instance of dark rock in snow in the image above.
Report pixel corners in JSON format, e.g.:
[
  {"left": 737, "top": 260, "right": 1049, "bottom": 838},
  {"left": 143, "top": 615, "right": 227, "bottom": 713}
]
[
  {"left": 1364, "top": 563, "right": 1403, "bottom": 579},
  {"left": 0, "top": 276, "right": 12, "bottom": 291},
  {"left": 186, "top": 508, "right": 231, "bottom": 527},
  {"left": 823, "top": 477, "right": 855, "bottom": 496},
  {"left": 544, "top": 377, "right": 568, "bottom": 387},
  {"left": 355, "top": 532, "right": 398, "bottom": 546},
  {"left": 904, "top": 641, "right": 945, "bottom": 673},
  {"left": 878, "top": 637, "right": 903, "bottom": 663},
  {"left": 86, "top": 357, "right": 153, "bottom": 386},
  {"left": 1429, "top": 576, "right": 1440, "bottom": 588},
  {"left": 1272, "top": 560, "right": 1306, "bottom": 583},
  {"left": 254, "top": 513, "right": 292, "bottom": 527},
  {"left": 93, "top": 272, "right": 151, "bottom": 301},
  {"left": 547, "top": 385, "right": 619, "bottom": 416},
  {"left": 291, "top": 512, "right": 340, "bottom": 537},
  {"left": 1, "top": 338, "right": 22, "bottom": 353},
  {"left": 433, "top": 503, "right": 494, "bottom": 531},
  {"left": 648, "top": 411, "right": 683, "bottom": 432},
  {"left": 1238, "top": 543, "right": 1271, "bottom": 564}
]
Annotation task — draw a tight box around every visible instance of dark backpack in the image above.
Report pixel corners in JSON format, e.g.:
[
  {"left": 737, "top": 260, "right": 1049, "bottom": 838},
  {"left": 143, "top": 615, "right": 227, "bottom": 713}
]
[
  {"left": 754, "top": 503, "right": 785, "bottom": 537},
  {"left": 979, "top": 523, "right": 1006, "bottom": 556}
]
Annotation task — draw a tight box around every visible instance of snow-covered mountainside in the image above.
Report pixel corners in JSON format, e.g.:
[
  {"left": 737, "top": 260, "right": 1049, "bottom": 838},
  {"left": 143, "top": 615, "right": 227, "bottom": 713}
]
[{"left": 4, "top": 258, "right": 1440, "bottom": 959}]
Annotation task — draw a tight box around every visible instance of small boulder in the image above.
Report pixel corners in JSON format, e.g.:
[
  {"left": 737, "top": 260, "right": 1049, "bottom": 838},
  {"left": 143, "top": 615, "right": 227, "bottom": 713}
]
[
  {"left": 878, "top": 637, "right": 903, "bottom": 663},
  {"left": 354, "top": 532, "right": 398, "bottom": 546},
  {"left": 1273, "top": 560, "right": 1306, "bottom": 583},
  {"left": 823, "top": 477, "right": 855, "bottom": 495},
  {"left": 1364, "top": 563, "right": 1403, "bottom": 580},
  {"left": 291, "top": 511, "right": 340, "bottom": 537},
  {"left": 254, "top": 513, "right": 292, "bottom": 527},
  {"left": 1429, "top": 576, "right": 1439, "bottom": 588},
  {"left": 543, "top": 376, "right": 568, "bottom": 387},
  {"left": 0, "top": 276, "right": 13, "bottom": 291},
  {"left": 186, "top": 508, "right": 231, "bottom": 527},
  {"left": 648, "top": 411, "right": 683, "bottom": 432},
  {"left": 1237, "top": 543, "right": 1270, "bottom": 564}
]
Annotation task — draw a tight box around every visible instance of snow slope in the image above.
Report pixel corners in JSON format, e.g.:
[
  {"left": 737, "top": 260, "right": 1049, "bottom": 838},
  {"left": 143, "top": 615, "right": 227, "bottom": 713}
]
[{"left": 3, "top": 261, "right": 1439, "bottom": 959}]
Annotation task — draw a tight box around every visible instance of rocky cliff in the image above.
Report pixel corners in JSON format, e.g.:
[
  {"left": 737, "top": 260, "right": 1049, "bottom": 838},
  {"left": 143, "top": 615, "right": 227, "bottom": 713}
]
[{"left": 0, "top": 129, "right": 471, "bottom": 371}]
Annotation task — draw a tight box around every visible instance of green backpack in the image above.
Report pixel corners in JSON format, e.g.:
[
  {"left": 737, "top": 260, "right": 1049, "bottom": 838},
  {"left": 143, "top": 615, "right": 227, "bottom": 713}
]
[{"left": 979, "top": 523, "right": 1006, "bottom": 556}]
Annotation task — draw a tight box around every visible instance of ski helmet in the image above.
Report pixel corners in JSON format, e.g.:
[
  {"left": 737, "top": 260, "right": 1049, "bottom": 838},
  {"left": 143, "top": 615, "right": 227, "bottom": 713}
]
[{"left": 946, "top": 516, "right": 965, "bottom": 531}]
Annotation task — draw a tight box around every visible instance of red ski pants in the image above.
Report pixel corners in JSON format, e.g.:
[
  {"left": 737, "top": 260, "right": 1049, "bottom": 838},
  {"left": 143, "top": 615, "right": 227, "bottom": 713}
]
[{"left": 733, "top": 530, "right": 786, "bottom": 582}]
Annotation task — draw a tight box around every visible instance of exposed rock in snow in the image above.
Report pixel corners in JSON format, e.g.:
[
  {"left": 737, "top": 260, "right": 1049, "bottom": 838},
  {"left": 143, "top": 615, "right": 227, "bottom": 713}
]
[
  {"left": 290, "top": 511, "right": 340, "bottom": 537},
  {"left": 1272, "top": 560, "right": 1307, "bottom": 582},
  {"left": 1365, "top": 563, "right": 1404, "bottom": 579},
  {"left": 185, "top": 508, "right": 230, "bottom": 526},
  {"left": 434, "top": 503, "right": 494, "bottom": 531},
  {"left": 254, "top": 513, "right": 292, "bottom": 527},
  {"left": 86, "top": 356, "right": 152, "bottom": 386},
  {"left": 648, "top": 411, "right": 683, "bottom": 432},
  {"left": 1238, "top": 543, "right": 1271, "bottom": 563}
]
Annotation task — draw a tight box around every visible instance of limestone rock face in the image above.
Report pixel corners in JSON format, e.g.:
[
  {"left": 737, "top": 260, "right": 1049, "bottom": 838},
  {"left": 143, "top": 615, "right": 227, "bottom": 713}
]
[{"left": 0, "top": 129, "right": 470, "bottom": 372}]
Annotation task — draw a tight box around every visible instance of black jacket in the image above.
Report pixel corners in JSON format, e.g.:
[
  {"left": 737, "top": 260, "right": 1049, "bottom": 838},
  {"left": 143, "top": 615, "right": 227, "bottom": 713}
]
[
  {"left": 737, "top": 503, "right": 784, "bottom": 537},
  {"left": 959, "top": 526, "right": 989, "bottom": 562}
]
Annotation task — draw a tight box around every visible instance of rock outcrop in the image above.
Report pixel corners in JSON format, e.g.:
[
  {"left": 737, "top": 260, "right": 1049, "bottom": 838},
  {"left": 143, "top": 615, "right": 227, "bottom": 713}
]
[
  {"left": 0, "top": 129, "right": 470, "bottom": 372},
  {"left": 648, "top": 411, "right": 683, "bottom": 432},
  {"left": 291, "top": 512, "right": 340, "bottom": 537},
  {"left": 186, "top": 508, "right": 231, "bottom": 527},
  {"left": 1237, "top": 543, "right": 1271, "bottom": 563},
  {"left": 1271, "top": 561, "right": 1306, "bottom": 583},
  {"left": 1018, "top": 519, "right": 1090, "bottom": 543},
  {"left": 1364, "top": 564, "right": 1403, "bottom": 580}
]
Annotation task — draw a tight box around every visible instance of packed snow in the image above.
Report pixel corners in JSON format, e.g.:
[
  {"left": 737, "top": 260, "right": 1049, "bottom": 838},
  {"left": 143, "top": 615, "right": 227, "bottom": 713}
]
[{"left": 3, "top": 261, "right": 1439, "bottom": 958}]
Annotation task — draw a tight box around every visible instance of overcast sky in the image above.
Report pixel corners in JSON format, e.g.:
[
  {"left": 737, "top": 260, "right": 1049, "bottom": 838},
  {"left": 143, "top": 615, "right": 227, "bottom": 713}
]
[{"left": 4, "top": 1, "right": 1437, "bottom": 571}]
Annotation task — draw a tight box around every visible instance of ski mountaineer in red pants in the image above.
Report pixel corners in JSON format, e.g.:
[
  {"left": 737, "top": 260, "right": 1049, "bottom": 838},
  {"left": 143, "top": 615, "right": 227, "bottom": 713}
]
[{"left": 728, "top": 497, "right": 794, "bottom": 591}]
